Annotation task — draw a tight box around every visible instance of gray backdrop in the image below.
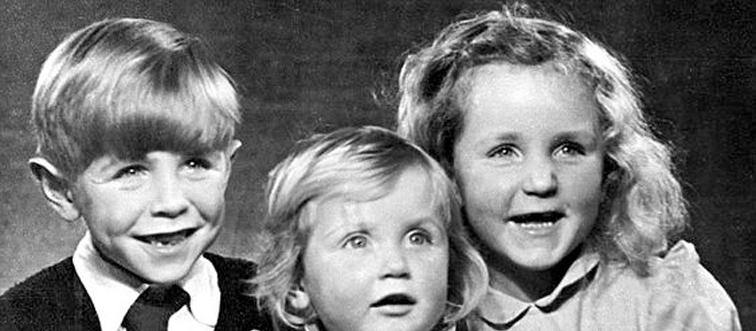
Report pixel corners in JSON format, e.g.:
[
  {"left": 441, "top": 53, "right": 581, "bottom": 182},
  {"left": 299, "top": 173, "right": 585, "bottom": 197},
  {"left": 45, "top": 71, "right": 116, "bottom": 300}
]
[{"left": 1, "top": 0, "right": 752, "bottom": 325}]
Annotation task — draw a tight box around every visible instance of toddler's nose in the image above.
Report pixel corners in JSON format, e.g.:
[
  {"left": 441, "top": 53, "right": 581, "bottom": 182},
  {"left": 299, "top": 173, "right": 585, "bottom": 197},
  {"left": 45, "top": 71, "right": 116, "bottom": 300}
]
[{"left": 380, "top": 245, "right": 411, "bottom": 279}]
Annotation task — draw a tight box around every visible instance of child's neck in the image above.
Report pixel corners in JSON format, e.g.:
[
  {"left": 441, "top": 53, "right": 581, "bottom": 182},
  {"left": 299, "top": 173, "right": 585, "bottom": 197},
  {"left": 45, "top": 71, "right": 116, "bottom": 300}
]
[{"left": 485, "top": 246, "right": 582, "bottom": 302}]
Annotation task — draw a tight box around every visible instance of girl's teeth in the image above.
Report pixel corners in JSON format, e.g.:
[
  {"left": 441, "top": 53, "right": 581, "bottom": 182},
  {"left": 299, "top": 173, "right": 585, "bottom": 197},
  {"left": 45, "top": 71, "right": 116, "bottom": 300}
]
[{"left": 518, "top": 222, "right": 555, "bottom": 229}]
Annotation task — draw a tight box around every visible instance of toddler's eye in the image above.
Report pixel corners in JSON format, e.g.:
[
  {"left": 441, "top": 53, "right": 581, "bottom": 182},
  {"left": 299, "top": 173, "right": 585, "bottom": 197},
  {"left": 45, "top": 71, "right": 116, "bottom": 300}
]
[
  {"left": 345, "top": 235, "right": 368, "bottom": 249},
  {"left": 408, "top": 231, "right": 432, "bottom": 246}
]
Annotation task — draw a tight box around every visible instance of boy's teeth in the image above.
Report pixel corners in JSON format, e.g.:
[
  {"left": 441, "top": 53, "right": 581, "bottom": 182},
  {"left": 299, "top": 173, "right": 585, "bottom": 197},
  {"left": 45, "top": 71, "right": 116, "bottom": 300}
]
[
  {"left": 138, "top": 229, "right": 194, "bottom": 246},
  {"left": 151, "top": 237, "right": 183, "bottom": 246}
]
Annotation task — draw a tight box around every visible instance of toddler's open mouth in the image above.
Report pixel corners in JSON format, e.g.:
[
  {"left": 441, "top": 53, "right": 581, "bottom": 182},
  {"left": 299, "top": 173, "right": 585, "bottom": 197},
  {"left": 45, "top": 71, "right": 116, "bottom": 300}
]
[
  {"left": 134, "top": 228, "right": 198, "bottom": 247},
  {"left": 371, "top": 294, "right": 416, "bottom": 307}
]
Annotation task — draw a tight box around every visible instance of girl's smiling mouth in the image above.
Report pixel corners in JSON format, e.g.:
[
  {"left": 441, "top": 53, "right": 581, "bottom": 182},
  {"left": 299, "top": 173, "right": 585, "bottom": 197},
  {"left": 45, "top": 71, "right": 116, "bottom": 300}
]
[
  {"left": 507, "top": 211, "right": 565, "bottom": 233},
  {"left": 508, "top": 211, "right": 564, "bottom": 224}
]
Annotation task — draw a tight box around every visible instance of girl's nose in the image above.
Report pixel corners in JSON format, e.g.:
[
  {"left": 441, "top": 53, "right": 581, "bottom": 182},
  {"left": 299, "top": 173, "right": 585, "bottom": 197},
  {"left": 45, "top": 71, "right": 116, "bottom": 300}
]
[
  {"left": 149, "top": 174, "right": 189, "bottom": 218},
  {"left": 379, "top": 245, "right": 411, "bottom": 279},
  {"left": 522, "top": 158, "right": 558, "bottom": 197}
]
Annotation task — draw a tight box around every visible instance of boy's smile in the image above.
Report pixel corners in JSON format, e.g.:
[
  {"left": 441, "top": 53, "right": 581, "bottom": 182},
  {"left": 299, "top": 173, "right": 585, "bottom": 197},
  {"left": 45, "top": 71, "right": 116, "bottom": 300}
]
[
  {"left": 70, "top": 145, "right": 238, "bottom": 284},
  {"left": 133, "top": 227, "right": 199, "bottom": 247}
]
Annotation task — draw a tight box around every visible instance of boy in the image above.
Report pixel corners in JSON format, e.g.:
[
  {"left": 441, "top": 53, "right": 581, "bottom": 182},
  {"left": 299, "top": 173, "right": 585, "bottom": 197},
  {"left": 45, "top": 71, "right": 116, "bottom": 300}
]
[{"left": 0, "top": 18, "right": 272, "bottom": 331}]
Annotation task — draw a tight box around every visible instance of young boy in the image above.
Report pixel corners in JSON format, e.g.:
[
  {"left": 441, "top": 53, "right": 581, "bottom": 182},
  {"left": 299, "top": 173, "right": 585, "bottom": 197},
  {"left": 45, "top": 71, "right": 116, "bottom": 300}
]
[{"left": 0, "top": 18, "right": 272, "bottom": 331}]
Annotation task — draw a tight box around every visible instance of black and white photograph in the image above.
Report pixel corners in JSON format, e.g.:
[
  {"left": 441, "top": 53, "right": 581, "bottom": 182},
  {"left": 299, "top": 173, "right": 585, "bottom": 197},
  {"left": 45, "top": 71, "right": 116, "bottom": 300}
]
[{"left": 0, "top": 0, "right": 751, "bottom": 330}]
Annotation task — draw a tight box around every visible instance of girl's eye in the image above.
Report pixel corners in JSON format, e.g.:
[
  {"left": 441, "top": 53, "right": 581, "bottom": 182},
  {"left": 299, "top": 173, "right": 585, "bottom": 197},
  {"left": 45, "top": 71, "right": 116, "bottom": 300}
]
[
  {"left": 113, "top": 165, "right": 145, "bottom": 179},
  {"left": 555, "top": 142, "right": 585, "bottom": 157},
  {"left": 488, "top": 144, "right": 518, "bottom": 159},
  {"left": 345, "top": 235, "right": 368, "bottom": 249},
  {"left": 408, "top": 231, "right": 432, "bottom": 246}
]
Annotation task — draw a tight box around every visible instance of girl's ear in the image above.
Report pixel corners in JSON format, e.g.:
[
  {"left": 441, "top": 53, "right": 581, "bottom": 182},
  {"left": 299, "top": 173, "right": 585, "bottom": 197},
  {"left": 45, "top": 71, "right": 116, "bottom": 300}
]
[
  {"left": 29, "top": 157, "right": 81, "bottom": 222},
  {"left": 227, "top": 139, "right": 242, "bottom": 161},
  {"left": 287, "top": 287, "right": 311, "bottom": 311}
]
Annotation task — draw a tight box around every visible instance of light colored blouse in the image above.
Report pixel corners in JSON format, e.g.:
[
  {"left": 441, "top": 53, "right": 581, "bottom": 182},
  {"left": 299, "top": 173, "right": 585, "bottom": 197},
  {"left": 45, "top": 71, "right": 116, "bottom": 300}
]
[{"left": 470, "top": 240, "right": 741, "bottom": 330}]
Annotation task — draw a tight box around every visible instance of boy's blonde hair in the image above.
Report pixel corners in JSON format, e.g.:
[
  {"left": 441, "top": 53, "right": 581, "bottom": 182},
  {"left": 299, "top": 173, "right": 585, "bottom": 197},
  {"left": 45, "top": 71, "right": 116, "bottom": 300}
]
[
  {"left": 251, "top": 126, "right": 488, "bottom": 330},
  {"left": 32, "top": 17, "right": 239, "bottom": 179},
  {"left": 397, "top": 5, "right": 687, "bottom": 275}
]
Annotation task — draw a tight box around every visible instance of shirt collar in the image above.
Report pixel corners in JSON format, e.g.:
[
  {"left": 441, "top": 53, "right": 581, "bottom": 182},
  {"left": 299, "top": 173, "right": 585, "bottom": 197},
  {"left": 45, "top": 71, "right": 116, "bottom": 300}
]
[
  {"left": 476, "top": 246, "right": 601, "bottom": 326},
  {"left": 72, "top": 232, "right": 221, "bottom": 331}
]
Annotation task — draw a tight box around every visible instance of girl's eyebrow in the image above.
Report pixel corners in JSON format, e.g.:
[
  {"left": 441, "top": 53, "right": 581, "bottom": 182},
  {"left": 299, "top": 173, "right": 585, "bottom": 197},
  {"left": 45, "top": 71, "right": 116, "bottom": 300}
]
[
  {"left": 553, "top": 130, "right": 599, "bottom": 144},
  {"left": 554, "top": 129, "right": 596, "bottom": 139}
]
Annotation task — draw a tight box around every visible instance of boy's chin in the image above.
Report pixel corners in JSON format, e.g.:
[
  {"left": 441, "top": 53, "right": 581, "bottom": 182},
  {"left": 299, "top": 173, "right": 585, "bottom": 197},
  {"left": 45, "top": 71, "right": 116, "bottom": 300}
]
[
  {"left": 130, "top": 260, "right": 198, "bottom": 285},
  {"left": 115, "top": 249, "right": 207, "bottom": 285}
]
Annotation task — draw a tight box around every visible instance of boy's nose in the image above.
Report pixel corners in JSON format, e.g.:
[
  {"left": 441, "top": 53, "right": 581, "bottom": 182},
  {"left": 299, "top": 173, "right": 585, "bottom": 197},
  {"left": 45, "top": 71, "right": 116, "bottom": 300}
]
[
  {"left": 149, "top": 174, "right": 189, "bottom": 217},
  {"left": 379, "top": 245, "right": 411, "bottom": 279},
  {"left": 522, "top": 158, "right": 558, "bottom": 197}
]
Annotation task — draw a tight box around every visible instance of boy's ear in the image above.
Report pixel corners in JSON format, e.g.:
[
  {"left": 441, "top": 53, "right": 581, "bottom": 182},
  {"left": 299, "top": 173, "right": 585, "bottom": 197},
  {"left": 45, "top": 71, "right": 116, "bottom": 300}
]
[
  {"left": 28, "top": 157, "right": 81, "bottom": 222},
  {"left": 227, "top": 139, "right": 242, "bottom": 161}
]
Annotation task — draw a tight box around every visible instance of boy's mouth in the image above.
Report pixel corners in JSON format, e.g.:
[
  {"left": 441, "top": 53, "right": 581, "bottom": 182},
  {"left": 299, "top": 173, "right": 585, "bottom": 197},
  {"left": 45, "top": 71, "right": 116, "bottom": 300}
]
[
  {"left": 134, "top": 228, "right": 198, "bottom": 247},
  {"left": 508, "top": 211, "right": 564, "bottom": 228},
  {"left": 371, "top": 294, "right": 417, "bottom": 307}
]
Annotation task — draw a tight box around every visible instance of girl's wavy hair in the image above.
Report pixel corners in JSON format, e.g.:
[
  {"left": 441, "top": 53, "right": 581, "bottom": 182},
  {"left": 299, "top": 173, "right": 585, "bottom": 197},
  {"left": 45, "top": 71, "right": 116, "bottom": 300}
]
[
  {"left": 31, "top": 17, "right": 239, "bottom": 180},
  {"left": 396, "top": 5, "right": 687, "bottom": 275},
  {"left": 250, "top": 126, "right": 488, "bottom": 330}
]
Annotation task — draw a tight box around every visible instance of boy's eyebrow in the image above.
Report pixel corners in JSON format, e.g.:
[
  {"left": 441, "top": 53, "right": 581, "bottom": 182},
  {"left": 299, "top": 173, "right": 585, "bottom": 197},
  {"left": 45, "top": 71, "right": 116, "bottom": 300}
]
[{"left": 87, "top": 155, "right": 126, "bottom": 170}]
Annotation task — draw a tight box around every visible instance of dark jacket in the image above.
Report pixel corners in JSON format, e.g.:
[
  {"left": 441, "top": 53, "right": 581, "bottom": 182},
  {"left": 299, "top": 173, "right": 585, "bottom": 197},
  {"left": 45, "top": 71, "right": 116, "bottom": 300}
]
[{"left": 0, "top": 253, "right": 273, "bottom": 331}]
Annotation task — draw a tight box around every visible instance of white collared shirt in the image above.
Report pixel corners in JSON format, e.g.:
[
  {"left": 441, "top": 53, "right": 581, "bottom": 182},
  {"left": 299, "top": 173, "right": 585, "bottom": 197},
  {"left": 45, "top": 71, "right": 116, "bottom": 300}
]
[{"left": 72, "top": 232, "right": 221, "bottom": 331}]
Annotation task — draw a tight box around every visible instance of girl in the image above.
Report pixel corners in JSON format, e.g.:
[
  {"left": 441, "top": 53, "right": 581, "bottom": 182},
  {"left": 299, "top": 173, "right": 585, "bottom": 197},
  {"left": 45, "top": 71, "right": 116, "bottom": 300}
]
[
  {"left": 251, "top": 126, "right": 488, "bottom": 331},
  {"left": 397, "top": 5, "right": 740, "bottom": 330}
]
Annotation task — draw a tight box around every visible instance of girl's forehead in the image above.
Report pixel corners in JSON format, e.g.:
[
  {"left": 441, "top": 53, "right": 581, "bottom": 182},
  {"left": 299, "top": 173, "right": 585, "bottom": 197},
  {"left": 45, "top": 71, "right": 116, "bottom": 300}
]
[
  {"left": 464, "top": 62, "right": 594, "bottom": 108},
  {"left": 456, "top": 62, "right": 601, "bottom": 141}
]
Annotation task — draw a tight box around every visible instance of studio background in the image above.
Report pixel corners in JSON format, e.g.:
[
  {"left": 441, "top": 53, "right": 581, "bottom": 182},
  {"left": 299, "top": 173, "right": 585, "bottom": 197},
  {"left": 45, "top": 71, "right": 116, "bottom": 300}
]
[{"left": 1, "top": 0, "right": 752, "bottom": 325}]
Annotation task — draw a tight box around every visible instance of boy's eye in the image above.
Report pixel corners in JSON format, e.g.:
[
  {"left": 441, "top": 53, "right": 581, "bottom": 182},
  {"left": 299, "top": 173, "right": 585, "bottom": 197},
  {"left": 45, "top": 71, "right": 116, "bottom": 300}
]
[
  {"left": 408, "top": 230, "right": 432, "bottom": 246},
  {"left": 344, "top": 235, "right": 368, "bottom": 249},
  {"left": 113, "top": 165, "right": 146, "bottom": 179},
  {"left": 186, "top": 157, "right": 211, "bottom": 169}
]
